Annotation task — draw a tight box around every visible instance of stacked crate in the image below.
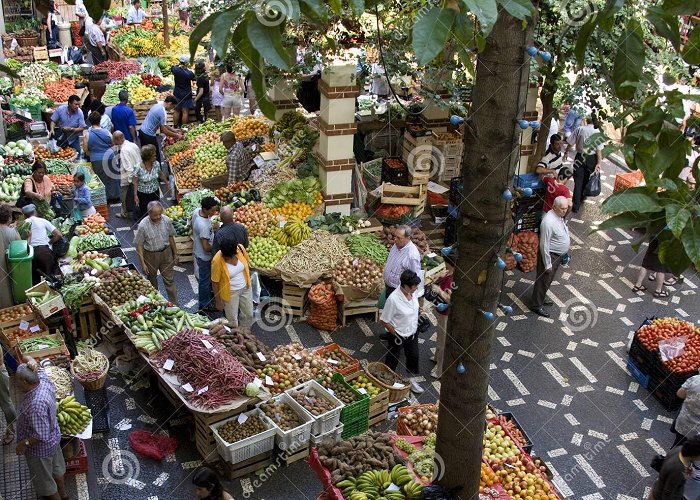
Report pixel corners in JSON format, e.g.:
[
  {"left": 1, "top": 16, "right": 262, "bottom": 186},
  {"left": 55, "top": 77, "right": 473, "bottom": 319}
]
[
  {"left": 402, "top": 130, "right": 434, "bottom": 188},
  {"left": 432, "top": 132, "right": 464, "bottom": 182}
]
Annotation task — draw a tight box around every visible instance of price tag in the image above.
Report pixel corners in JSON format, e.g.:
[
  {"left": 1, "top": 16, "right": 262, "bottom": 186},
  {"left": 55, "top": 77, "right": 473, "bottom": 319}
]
[
  {"left": 254, "top": 378, "right": 263, "bottom": 387},
  {"left": 201, "top": 329, "right": 209, "bottom": 336},
  {"left": 137, "top": 295, "right": 147, "bottom": 302},
  {"left": 182, "top": 383, "right": 193, "bottom": 392},
  {"left": 212, "top": 349, "right": 218, "bottom": 354},
  {"left": 224, "top": 326, "right": 231, "bottom": 333},
  {"left": 197, "top": 386, "right": 209, "bottom": 395},
  {"left": 163, "top": 359, "right": 175, "bottom": 371},
  {"left": 357, "top": 388, "right": 367, "bottom": 395},
  {"left": 327, "top": 358, "right": 339, "bottom": 365},
  {"left": 279, "top": 220, "right": 287, "bottom": 228},
  {"left": 256, "top": 352, "right": 267, "bottom": 362},
  {"left": 265, "top": 375, "right": 273, "bottom": 386},
  {"left": 253, "top": 155, "right": 264, "bottom": 167},
  {"left": 327, "top": 389, "right": 334, "bottom": 395},
  {"left": 386, "top": 483, "right": 400, "bottom": 492},
  {"left": 30, "top": 325, "right": 40, "bottom": 333},
  {"left": 252, "top": 144, "right": 258, "bottom": 152},
  {"left": 19, "top": 320, "right": 29, "bottom": 331},
  {"left": 201, "top": 339, "right": 213, "bottom": 349},
  {"left": 37, "top": 344, "right": 48, "bottom": 349},
  {"left": 237, "top": 413, "right": 248, "bottom": 425},
  {"left": 352, "top": 258, "right": 359, "bottom": 267},
  {"left": 391, "top": 382, "right": 405, "bottom": 389},
  {"left": 427, "top": 252, "right": 437, "bottom": 258},
  {"left": 292, "top": 353, "right": 302, "bottom": 361},
  {"left": 91, "top": 268, "right": 98, "bottom": 275}
]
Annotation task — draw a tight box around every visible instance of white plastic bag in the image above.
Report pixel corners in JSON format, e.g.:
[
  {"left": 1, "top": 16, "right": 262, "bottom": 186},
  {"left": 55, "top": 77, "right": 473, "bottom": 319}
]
[{"left": 659, "top": 336, "right": 687, "bottom": 362}]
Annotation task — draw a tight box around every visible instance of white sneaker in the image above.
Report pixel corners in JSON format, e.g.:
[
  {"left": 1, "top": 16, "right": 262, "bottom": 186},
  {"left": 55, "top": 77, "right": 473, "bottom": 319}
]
[{"left": 410, "top": 378, "right": 424, "bottom": 394}]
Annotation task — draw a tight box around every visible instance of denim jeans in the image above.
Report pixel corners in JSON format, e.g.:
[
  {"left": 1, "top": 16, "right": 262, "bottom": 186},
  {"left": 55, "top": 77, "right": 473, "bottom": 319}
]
[{"left": 196, "top": 257, "right": 213, "bottom": 310}]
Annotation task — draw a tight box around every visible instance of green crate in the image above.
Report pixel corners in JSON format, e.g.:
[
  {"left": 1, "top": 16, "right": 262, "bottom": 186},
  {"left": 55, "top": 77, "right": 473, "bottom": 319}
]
[
  {"left": 332, "top": 373, "right": 370, "bottom": 425},
  {"left": 341, "top": 416, "right": 368, "bottom": 440}
]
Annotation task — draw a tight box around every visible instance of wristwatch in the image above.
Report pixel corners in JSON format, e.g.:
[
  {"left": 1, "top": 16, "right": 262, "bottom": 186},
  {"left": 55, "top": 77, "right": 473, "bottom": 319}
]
[{"left": 24, "top": 439, "right": 30, "bottom": 446}]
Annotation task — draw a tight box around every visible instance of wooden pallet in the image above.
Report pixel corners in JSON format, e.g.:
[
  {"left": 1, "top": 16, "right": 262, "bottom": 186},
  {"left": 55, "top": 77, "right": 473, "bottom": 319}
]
[
  {"left": 278, "top": 444, "right": 310, "bottom": 466},
  {"left": 174, "top": 235, "right": 194, "bottom": 263},
  {"left": 282, "top": 283, "right": 307, "bottom": 318},
  {"left": 73, "top": 300, "right": 99, "bottom": 340},
  {"left": 222, "top": 450, "right": 274, "bottom": 480},
  {"left": 340, "top": 299, "right": 378, "bottom": 327}
]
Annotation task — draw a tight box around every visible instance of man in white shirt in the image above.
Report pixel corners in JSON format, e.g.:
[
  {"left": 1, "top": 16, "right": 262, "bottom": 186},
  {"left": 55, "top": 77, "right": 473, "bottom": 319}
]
[
  {"left": 382, "top": 225, "right": 422, "bottom": 298},
  {"left": 22, "top": 205, "right": 63, "bottom": 284},
  {"left": 74, "top": 0, "right": 88, "bottom": 26},
  {"left": 126, "top": 0, "right": 147, "bottom": 25},
  {"left": 564, "top": 115, "right": 603, "bottom": 213},
  {"left": 112, "top": 131, "right": 141, "bottom": 219}
]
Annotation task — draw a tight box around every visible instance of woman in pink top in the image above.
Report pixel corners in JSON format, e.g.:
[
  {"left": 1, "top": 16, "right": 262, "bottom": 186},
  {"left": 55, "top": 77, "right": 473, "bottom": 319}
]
[{"left": 219, "top": 65, "right": 244, "bottom": 120}]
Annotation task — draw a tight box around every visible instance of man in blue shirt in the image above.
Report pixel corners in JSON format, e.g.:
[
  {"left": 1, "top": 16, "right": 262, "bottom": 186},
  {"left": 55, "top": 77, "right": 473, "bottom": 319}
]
[
  {"left": 111, "top": 91, "right": 137, "bottom": 142},
  {"left": 563, "top": 107, "right": 583, "bottom": 141},
  {"left": 138, "top": 96, "right": 183, "bottom": 163},
  {"left": 50, "top": 95, "right": 86, "bottom": 154}
]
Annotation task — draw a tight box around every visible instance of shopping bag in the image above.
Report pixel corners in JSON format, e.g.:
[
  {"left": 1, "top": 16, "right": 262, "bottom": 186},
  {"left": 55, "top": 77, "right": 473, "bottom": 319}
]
[{"left": 584, "top": 172, "right": 602, "bottom": 197}]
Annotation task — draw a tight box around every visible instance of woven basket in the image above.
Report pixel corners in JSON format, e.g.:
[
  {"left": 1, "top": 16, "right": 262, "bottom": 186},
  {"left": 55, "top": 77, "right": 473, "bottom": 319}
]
[
  {"left": 71, "top": 358, "right": 109, "bottom": 391},
  {"left": 16, "top": 35, "right": 39, "bottom": 48},
  {"left": 365, "top": 362, "right": 410, "bottom": 403}
]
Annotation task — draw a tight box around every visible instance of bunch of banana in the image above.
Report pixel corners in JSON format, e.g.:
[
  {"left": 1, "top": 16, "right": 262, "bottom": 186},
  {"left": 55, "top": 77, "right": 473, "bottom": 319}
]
[
  {"left": 390, "top": 464, "right": 412, "bottom": 486},
  {"left": 402, "top": 480, "right": 424, "bottom": 500},
  {"left": 57, "top": 395, "right": 91, "bottom": 435},
  {"left": 282, "top": 216, "right": 311, "bottom": 246},
  {"left": 337, "top": 468, "right": 410, "bottom": 500},
  {"left": 265, "top": 225, "right": 289, "bottom": 246}
]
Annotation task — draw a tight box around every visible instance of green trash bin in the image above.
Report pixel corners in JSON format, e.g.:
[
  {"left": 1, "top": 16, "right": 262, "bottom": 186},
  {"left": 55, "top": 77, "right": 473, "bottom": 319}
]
[{"left": 7, "top": 240, "right": 34, "bottom": 303}]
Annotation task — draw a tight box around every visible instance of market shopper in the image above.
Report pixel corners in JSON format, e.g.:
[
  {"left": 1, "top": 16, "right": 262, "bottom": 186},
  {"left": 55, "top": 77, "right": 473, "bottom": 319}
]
[
  {"left": 83, "top": 16, "right": 107, "bottom": 64},
  {"left": 126, "top": 0, "right": 147, "bottom": 25},
  {"left": 192, "top": 467, "right": 234, "bottom": 500},
  {"left": 85, "top": 111, "right": 120, "bottom": 202},
  {"left": 221, "top": 131, "right": 253, "bottom": 183},
  {"left": 211, "top": 206, "right": 248, "bottom": 255},
  {"left": 0, "top": 349, "right": 16, "bottom": 444},
  {"left": 172, "top": 56, "right": 195, "bottom": 127},
  {"left": 535, "top": 133, "right": 565, "bottom": 176},
  {"left": 50, "top": 95, "right": 86, "bottom": 154},
  {"left": 541, "top": 167, "right": 573, "bottom": 213},
  {"left": 670, "top": 372, "right": 700, "bottom": 449},
  {"left": 194, "top": 61, "right": 212, "bottom": 123},
  {"left": 0, "top": 204, "right": 19, "bottom": 250},
  {"left": 220, "top": 65, "right": 244, "bottom": 119},
  {"left": 648, "top": 437, "right": 700, "bottom": 500},
  {"left": 45, "top": 1, "right": 59, "bottom": 47},
  {"left": 111, "top": 91, "right": 138, "bottom": 142},
  {"left": 112, "top": 131, "right": 141, "bottom": 219},
  {"left": 380, "top": 270, "right": 424, "bottom": 394},
  {"left": 430, "top": 250, "right": 455, "bottom": 379},
  {"left": 192, "top": 196, "right": 219, "bottom": 312},
  {"left": 23, "top": 204, "right": 63, "bottom": 284},
  {"left": 139, "top": 96, "right": 183, "bottom": 163},
  {"left": 178, "top": 0, "right": 189, "bottom": 27},
  {"left": 564, "top": 115, "right": 603, "bottom": 213},
  {"left": 244, "top": 71, "right": 257, "bottom": 115},
  {"left": 14, "top": 356, "right": 68, "bottom": 500},
  {"left": 632, "top": 237, "right": 671, "bottom": 298},
  {"left": 211, "top": 239, "right": 254, "bottom": 328},
  {"left": 135, "top": 201, "right": 179, "bottom": 304},
  {"left": 211, "top": 68, "right": 223, "bottom": 121},
  {"left": 88, "top": 98, "right": 114, "bottom": 132},
  {"left": 382, "top": 225, "right": 422, "bottom": 300},
  {"left": 72, "top": 172, "right": 96, "bottom": 218},
  {"left": 132, "top": 144, "right": 168, "bottom": 218},
  {"left": 562, "top": 105, "right": 583, "bottom": 139},
  {"left": 530, "top": 196, "right": 570, "bottom": 318}
]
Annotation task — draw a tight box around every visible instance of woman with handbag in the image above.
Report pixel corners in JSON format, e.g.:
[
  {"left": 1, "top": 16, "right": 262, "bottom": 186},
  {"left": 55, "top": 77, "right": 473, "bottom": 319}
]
[
  {"left": 379, "top": 269, "right": 424, "bottom": 394},
  {"left": 132, "top": 145, "right": 168, "bottom": 218},
  {"left": 85, "top": 111, "right": 119, "bottom": 202},
  {"left": 211, "top": 239, "right": 254, "bottom": 329}
]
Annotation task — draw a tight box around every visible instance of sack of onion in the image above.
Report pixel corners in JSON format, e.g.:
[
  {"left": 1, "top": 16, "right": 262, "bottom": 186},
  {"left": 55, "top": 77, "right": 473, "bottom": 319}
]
[{"left": 332, "top": 258, "right": 384, "bottom": 301}]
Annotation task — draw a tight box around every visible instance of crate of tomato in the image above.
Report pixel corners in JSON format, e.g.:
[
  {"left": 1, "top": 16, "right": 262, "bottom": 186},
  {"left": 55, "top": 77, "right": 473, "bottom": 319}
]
[
  {"left": 1, "top": 317, "right": 48, "bottom": 348},
  {"left": 315, "top": 343, "right": 359, "bottom": 376},
  {"left": 381, "top": 157, "right": 409, "bottom": 185}
]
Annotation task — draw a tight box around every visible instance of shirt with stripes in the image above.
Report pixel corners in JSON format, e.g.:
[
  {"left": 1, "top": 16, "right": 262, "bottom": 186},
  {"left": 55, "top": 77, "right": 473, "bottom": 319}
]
[{"left": 383, "top": 241, "right": 421, "bottom": 289}]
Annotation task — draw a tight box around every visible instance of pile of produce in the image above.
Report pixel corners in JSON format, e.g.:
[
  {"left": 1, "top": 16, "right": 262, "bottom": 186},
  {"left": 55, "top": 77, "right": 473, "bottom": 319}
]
[
  {"left": 264, "top": 176, "right": 322, "bottom": 207},
  {"left": 508, "top": 231, "right": 538, "bottom": 273},
  {"left": 247, "top": 236, "right": 288, "bottom": 270},
  {"left": 165, "top": 140, "right": 190, "bottom": 157},
  {"left": 185, "top": 119, "right": 233, "bottom": 140},
  {"left": 348, "top": 374, "right": 383, "bottom": 397},
  {"left": 635, "top": 317, "right": 697, "bottom": 351},
  {"left": 44, "top": 159, "right": 73, "bottom": 174},
  {"left": 250, "top": 164, "right": 297, "bottom": 196},
  {"left": 373, "top": 204, "right": 411, "bottom": 221},
  {"left": 152, "top": 329, "right": 255, "bottom": 409},
  {"left": 307, "top": 213, "right": 372, "bottom": 234},
  {"left": 377, "top": 226, "right": 429, "bottom": 255},
  {"left": 26, "top": 288, "right": 61, "bottom": 309},
  {"left": 43, "top": 80, "right": 77, "bottom": 103},
  {"left": 270, "top": 202, "right": 316, "bottom": 221},
  {"left": 483, "top": 422, "right": 520, "bottom": 461},
  {"left": 488, "top": 459, "right": 557, "bottom": 499},
  {"left": 60, "top": 280, "right": 96, "bottom": 311},
  {"left": 6, "top": 323, "right": 46, "bottom": 345},
  {"left": 275, "top": 230, "right": 351, "bottom": 276},
  {"left": 18, "top": 63, "right": 60, "bottom": 87},
  {"left": 256, "top": 343, "right": 334, "bottom": 394},
  {"left": 336, "top": 466, "right": 423, "bottom": 500},
  {"left": 94, "top": 267, "right": 155, "bottom": 307},
  {"left": 317, "top": 431, "right": 405, "bottom": 484},
  {"left": 332, "top": 257, "right": 384, "bottom": 294},
  {"left": 258, "top": 399, "right": 304, "bottom": 431},
  {"left": 75, "top": 213, "right": 108, "bottom": 235},
  {"left": 306, "top": 282, "right": 338, "bottom": 331},
  {"left": 193, "top": 142, "right": 226, "bottom": 177},
  {"left": 216, "top": 413, "right": 268, "bottom": 444},
  {"left": 345, "top": 233, "right": 389, "bottom": 265},
  {"left": 164, "top": 205, "right": 191, "bottom": 236},
  {"left": 45, "top": 365, "right": 73, "bottom": 400},
  {"left": 399, "top": 406, "right": 437, "bottom": 436},
  {"left": 93, "top": 60, "right": 141, "bottom": 81},
  {"left": 0, "top": 304, "right": 32, "bottom": 323},
  {"left": 70, "top": 233, "right": 118, "bottom": 253},
  {"left": 212, "top": 327, "right": 272, "bottom": 372},
  {"left": 494, "top": 415, "right": 530, "bottom": 450},
  {"left": 71, "top": 346, "right": 109, "bottom": 382},
  {"left": 266, "top": 216, "right": 311, "bottom": 247},
  {"left": 214, "top": 181, "right": 253, "bottom": 203},
  {"left": 180, "top": 189, "right": 214, "bottom": 216},
  {"left": 367, "top": 363, "right": 408, "bottom": 388},
  {"left": 235, "top": 202, "right": 273, "bottom": 237},
  {"left": 190, "top": 131, "right": 220, "bottom": 148},
  {"left": 111, "top": 28, "right": 165, "bottom": 58},
  {"left": 33, "top": 145, "right": 76, "bottom": 161},
  {"left": 288, "top": 385, "right": 339, "bottom": 417},
  {"left": 1, "top": 139, "right": 33, "bottom": 159},
  {"left": 327, "top": 379, "right": 361, "bottom": 405},
  {"left": 0, "top": 174, "right": 25, "bottom": 203},
  {"left": 56, "top": 395, "right": 91, "bottom": 435},
  {"left": 75, "top": 251, "right": 111, "bottom": 268},
  {"left": 231, "top": 115, "right": 269, "bottom": 139},
  {"left": 141, "top": 74, "right": 162, "bottom": 87},
  {"left": 175, "top": 165, "right": 201, "bottom": 190}
]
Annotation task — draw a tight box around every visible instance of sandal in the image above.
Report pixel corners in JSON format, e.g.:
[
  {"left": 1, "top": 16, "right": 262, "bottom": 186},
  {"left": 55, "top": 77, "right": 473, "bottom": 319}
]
[
  {"left": 654, "top": 290, "right": 670, "bottom": 298},
  {"left": 3, "top": 426, "right": 15, "bottom": 445},
  {"left": 664, "top": 277, "right": 678, "bottom": 287},
  {"left": 632, "top": 285, "right": 647, "bottom": 292},
  {"left": 648, "top": 273, "right": 656, "bottom": 281}
]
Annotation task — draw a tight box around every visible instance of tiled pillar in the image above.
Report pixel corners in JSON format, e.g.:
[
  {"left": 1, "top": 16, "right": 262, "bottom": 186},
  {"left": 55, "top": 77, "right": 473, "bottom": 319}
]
[
  {"left": 314, "top": 62, "right": 359, "bottom": 216},
  {"left": 420, "top": 73, "right": 451, "bottom": 132},
  {"left": 268, "top": 79, "right": 298, "bottom": 121}
]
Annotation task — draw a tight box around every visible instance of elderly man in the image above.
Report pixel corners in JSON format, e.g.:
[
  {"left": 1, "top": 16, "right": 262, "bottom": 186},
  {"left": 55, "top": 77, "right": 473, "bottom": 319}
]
[
  {"left": 383, "top": 225, "right": 422, "bottom": 299},
  {"left": 23, "top": 204, "right": 63, "bottom": 284},
  {"left": 111, "top": 91, "right": 138, "bottom": 143},
  {"left": 15, "top": 355, "right": 67, "bottom": 500},
  {"left": 134, "top": 201, "right": 179, "bottom": 304},
  {"left": 112, "top": 131, "right": 141, "bottom": 219},
  {"left": 221, "top": 131, "right": 253, "bottom": 183},
  {"left": 530, "top": 196, "right": 571, "bottom": 318},
  {"left": 212, "top": 205, "right": 248, "bottom": 256},
  {"left": 139, "top": 96, "right": 183, "bottom": 164},
  {"left": 50, "top": 95, "right": 86, "bottom": 154}
]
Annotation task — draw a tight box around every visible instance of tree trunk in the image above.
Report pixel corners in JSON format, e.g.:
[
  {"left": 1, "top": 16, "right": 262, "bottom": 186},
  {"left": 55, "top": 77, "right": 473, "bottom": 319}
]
[
  {"left": 532, "top": 81, "right": 556, "bottom": 165},
  {"left": 435, "top": 9, "right": 537, "bottom": 500},
  {"left": 162, "top": 0, "right": 170, "bottom": 48}
]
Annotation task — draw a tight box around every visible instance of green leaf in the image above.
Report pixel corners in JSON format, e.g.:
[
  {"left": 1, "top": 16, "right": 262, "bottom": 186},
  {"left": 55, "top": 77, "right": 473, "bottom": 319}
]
[
  {"left": 655, "top": 178, "right": 679, "bottom": 192},
  {"left": 496, "top": 0, "right": 533, "bottom": 20},
  {"left": 658, "top": 128, "right": 691, "bottom": 181},
  {"left": 247, "top": 17, "right": 291, "bottom": 70},
  {"left": 211, "top": 8, "right": 240, "bottom": 59},
  {"left": 349, "top": 0, "right": 364, "bottom": 16},
  {"left": 453, "top": 13, "right": 475, "bottom": 54},
  {"left": 412, "top": 7, "right": 456, "bottom": 66},
  {"left": 599, "top": 0, "right": 624, "bottom": 31},
  {"left": 666, "top": 205, "right": 691, "bottom": 238},
  {"left": 327, "top": 0, "right": 341, "bottom": 14},
  {"left": 190, "top": 11, "right": 221, "bottom": 61},
  {"left": 574, "top": 20, "right": 596, "bottom": 67},
  {"left": 683, "top": 26, "right": 700, "bottom": 65},
  {"left": 658, "top": 237, "right": 691, "bottom": 276},
  {"left": 298, "top": 0, "right": 327, "bottom": 22},
  {"left": 662, "top": 0, "right": 700, "bottom": 16},
  {"left": 601, "top": 187, "right": 662, "bottom": 214},
  {"left": 646, "top": 7, "right": 680, "bottom": 50},
  {"left": 464, "top": 0, "right": 498, "bottom": 31},
  {"left": 475, "top": 33, "right": 486, "bottom": 52},
  {"left": 681, "top": 219, "right": 700, "bottom": 268},
  {"left": 612, "top": 28, "right": 645, "bottom": 100},
  {"left": 595, "top": 212, "right": 648, "bottom": 232}
]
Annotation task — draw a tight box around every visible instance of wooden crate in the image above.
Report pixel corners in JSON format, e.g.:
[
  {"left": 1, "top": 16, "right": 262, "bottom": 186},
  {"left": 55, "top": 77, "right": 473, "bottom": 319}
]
[
  {"left": 73, "top": 298, "right": 99, "bottom": 340},
  {"left": 222, "top": 450, "right": 274, "bottom": 480},
  {"left": 381, "top": 183, "right": 426, "bottom": 206},
  {"left": 278, "top": 443, "right": 310, "bottom": 466},
  {"left": 1, "top": 316, "right": 48, "bottom": 348},
  {"left": 282, "top": 283, "right": 307, "bottom": 318},
  {"left": 100, "top": 311, "right": 127, "bottom": 346},
  {"left": 17, "top": 333, "right": 66, "bottom": 359},
  {"left": 433, "top": 132, "right": 463, "bottom": 157},
  {"left": 32, "top": 46, "right": 48, "bottom": 61},
  {"left": 344, "top": 372, "right": 389, "bottom": 427},
  {"left": 424, "top": 262, "right": 446, "bottom": 285},
  {"left": 340, "top": 298, "right": 378, "bottom": 327},
  {"left": 174, "top": 235, "right": 194, "bottom": 263}
]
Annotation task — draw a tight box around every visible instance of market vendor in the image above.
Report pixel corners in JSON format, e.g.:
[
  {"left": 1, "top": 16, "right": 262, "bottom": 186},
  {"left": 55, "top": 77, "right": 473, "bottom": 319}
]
[
  {"left": 139, "top": 96, "right": 184, "bottom": 164},
  {"left": 22, "top": 204, "right": 63, "bottom": 284},
  {"left": 20, "top": 162, "right": 58, "bottom": 219},
  {"left": 126, "top": 0, "right": 148, "bottom": 25},
  {"left": 83, "top": 16, "right": 107, "bottom": 65},
  {"left": 50, "top": 95, "right": 86, "bottom": 154},
  {"left": 221, "top": 131, "right": 253, "bottom": 183}
]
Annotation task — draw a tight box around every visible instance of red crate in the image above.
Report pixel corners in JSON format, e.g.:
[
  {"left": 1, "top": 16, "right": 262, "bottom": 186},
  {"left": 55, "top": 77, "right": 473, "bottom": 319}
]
[
  {"left": 65, "top": 440, "right": 88, "bottom": 475},
  {"left": 315, "top": 343, "right": 359, "bottom": 376},
  {"left": 613, "top": 170, "right": 643, "bottom": 192},
  {"left": 95, "top": 204, "right": 109, "bottom": 222}
]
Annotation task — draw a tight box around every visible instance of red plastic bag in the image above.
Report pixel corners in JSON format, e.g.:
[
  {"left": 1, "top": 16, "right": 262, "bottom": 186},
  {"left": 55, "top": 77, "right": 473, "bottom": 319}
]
[{"left": 128, "top": 430, "right": 179, "bottom": 461}]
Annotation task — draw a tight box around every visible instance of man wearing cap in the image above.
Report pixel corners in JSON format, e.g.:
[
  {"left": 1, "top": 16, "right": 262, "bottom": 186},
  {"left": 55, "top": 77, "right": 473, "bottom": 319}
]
[
  {"left": 171, "top": 56, "right": 195, "bottom": 127},
  {"left": 139, "top": 96, "right": 183, "bottom": 164},
  {"left": 221, "top": 131, "right": 253, "bottom": 183},
  {"left": 111, "top": 91, "right": 137, "bottom": 143},
  {"left": 22, "top": 204, "right": 63, "bottom": 284}
]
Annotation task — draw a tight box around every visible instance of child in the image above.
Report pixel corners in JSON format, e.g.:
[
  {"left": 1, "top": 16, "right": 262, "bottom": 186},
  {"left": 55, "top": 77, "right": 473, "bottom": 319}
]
[{"left": 72, "top": 172, "right": 96, "bottom": 218}]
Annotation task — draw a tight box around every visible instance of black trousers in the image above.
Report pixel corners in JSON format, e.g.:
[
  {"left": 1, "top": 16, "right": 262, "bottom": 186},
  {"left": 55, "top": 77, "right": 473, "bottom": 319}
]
[
  {"left": 137, "top": 191, "right": 160, "bottom": 218},
  {"left": 195, "top": 98, "right": 211, "bottom": 123},
  {"left": 32, "top": 245, "right": 56, "bottom": 285},
  {"left": 385, "top": 332, "right": 419, "bottom": 375},
  {"left": 572, "top": 152, "right": 597, "bottom": 211},
  {"left": 138, "top": 131, "right": 162, "bottom": 164},
  {"left": 531, "top": 251, "right": 562, "bottom": 308}
]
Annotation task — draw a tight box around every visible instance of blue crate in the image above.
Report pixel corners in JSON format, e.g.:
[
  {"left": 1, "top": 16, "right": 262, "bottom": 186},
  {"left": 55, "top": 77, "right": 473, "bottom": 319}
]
[
  {"left": 514, "top": 173, "right": 543, "bottom": 190},
  {"left": 627, "top": 357, "right": 650, "bottom": 389}
]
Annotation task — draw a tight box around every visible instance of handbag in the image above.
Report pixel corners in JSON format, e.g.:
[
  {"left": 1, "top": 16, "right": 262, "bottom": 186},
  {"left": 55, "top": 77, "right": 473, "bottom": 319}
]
[
  {"left": 650, "top": 453, "right": 665, "bottom": 473},
  {"left": 584, "top": 172, "right": 602, "bottom": 197},
  {"left": 15, "top": 178, "right": 34, "bottom": 209},
  {"left": 52, "top": 236, "right": 70, "bottom": 258},
  {"left": 416, "top": 314, "right": 431, "bottom": 335}
]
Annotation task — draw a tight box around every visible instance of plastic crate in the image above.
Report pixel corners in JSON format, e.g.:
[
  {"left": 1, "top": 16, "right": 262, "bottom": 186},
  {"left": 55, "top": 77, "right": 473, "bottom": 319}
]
[
  {"left": 211, "top": 408, "right": 276, "bottom": 463},
  {"left": 449, "top": 177, "right": 463, "bottom": 206},
  {"left": 381, "top": 157, "right": 409, "bottom": 185},
  {"left": 310, "top": 423, "right": 344, "bottom": 447},
  {"left": 340, "top": 417, "right": 368, "bottom": 440},
  {"left": 316, "top": 344, "right": 360, "bottom": 376},
  {"left": 444, "top": 215, "right": 458, "bottom": 246},
  {"left": 332, "top": 373, "right": 369, "bottom": 425},
  {"left": 64, "top": 439, "right": 88, "bottom": 475},
  {"left": 286, "top": 380, "right": 343, "bottom": 437},
  {"left": 257, "top": 393, "right": 313, "bottom": 451},
  {"left": 514, "top": 172, "right": 543, "bottom": 190},
  {"left": 27, "top": 281, "right": 66, "bottom": 319},
  {"left": 362, "top": 158, "right": 382, "bottom": 190},
  {"left": 614, "top": 170, "right": 644, "bottom": 192}
]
